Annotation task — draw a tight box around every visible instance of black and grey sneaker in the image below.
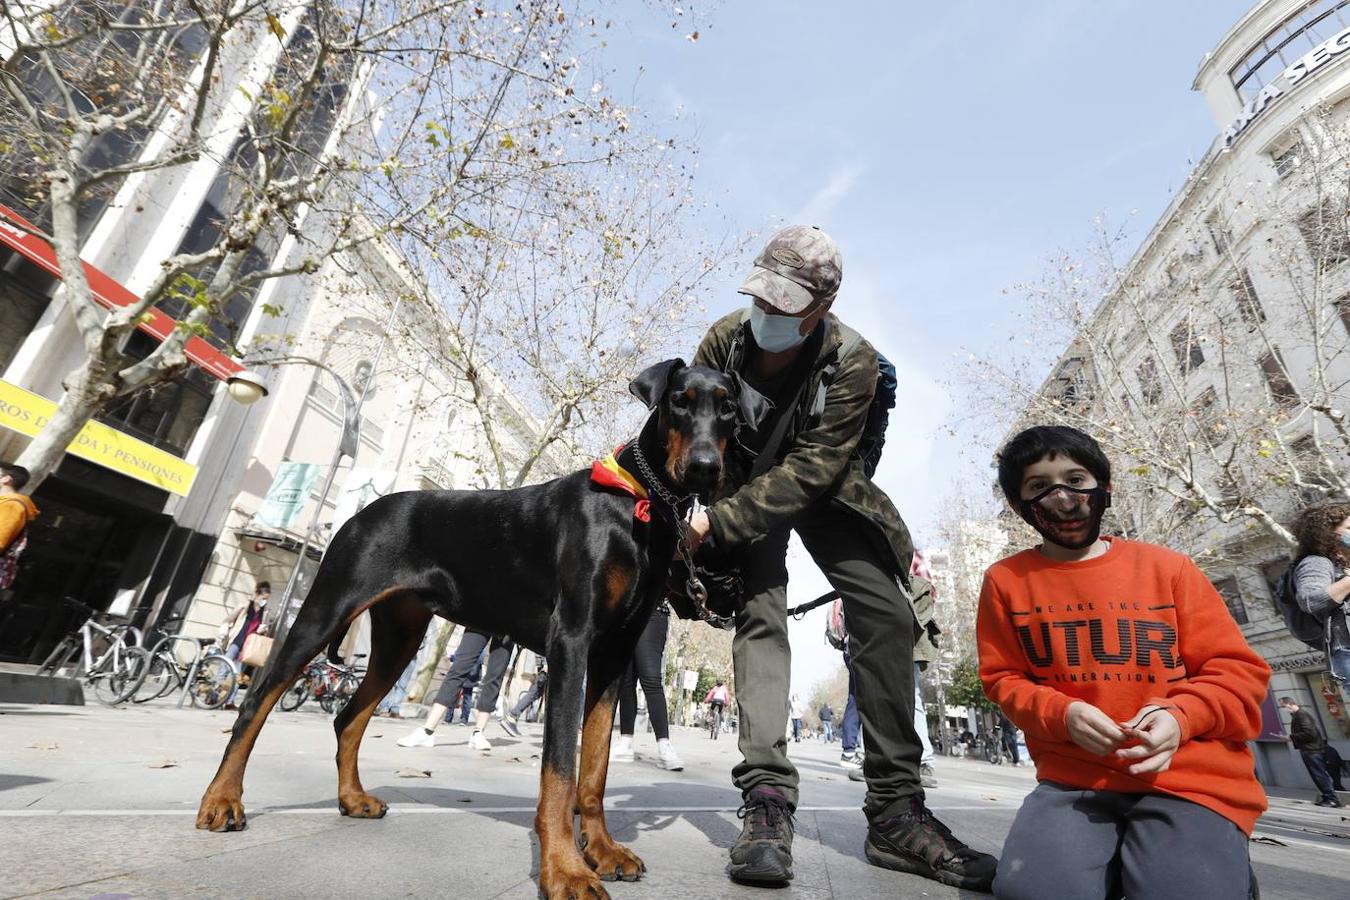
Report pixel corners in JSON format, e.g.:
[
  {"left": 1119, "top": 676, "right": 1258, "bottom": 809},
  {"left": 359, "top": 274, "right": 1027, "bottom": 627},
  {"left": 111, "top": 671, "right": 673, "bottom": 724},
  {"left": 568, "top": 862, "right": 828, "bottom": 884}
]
[
  {"left": 865, "top": 797, "right": 997, "bottom": 891},
  {"left": 728, "top": 786, "right": 795, "bottom": 886},
  {"left": 499, "top": 716, "right": 522, "bottom": 738}
]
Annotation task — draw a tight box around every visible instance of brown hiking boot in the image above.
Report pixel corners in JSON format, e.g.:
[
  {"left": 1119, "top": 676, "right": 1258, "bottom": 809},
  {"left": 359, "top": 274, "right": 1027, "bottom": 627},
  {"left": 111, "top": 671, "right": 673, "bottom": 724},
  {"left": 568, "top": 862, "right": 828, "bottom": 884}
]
[
  {"left": 728, "top": 786, "right": 795, "bottom": 886},
  {"left": 865, "top": 797, "right": 997, "bottom": 891}
]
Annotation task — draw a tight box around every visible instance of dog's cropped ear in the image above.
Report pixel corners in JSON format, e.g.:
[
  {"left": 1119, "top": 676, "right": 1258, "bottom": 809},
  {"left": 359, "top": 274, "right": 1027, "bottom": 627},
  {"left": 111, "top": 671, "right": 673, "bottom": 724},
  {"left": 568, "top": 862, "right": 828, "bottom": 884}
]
[
  {"left": 629, "top": 358, "right": 685, "bottom": 409},
  {"left": 731, "top": 372, "right": 773, "bottom": 432}
]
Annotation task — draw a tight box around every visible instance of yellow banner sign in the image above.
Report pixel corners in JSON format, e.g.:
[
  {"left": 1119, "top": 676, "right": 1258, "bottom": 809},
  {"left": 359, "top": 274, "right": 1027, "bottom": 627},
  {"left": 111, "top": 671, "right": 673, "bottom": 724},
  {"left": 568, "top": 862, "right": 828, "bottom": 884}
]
[{"left": 0, "top": 379, "right": 198, "bottom": 496}]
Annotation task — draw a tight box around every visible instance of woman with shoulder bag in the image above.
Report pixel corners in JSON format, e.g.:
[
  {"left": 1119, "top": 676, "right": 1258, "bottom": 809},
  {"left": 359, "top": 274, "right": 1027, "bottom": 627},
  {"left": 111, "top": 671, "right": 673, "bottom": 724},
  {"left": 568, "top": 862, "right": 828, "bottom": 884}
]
[
  {"left": 1291, "top": 502, "right": 1350, "bottom": 685},
  {"left": 218, "top": 582, "right": 271, "bottom": 707}
]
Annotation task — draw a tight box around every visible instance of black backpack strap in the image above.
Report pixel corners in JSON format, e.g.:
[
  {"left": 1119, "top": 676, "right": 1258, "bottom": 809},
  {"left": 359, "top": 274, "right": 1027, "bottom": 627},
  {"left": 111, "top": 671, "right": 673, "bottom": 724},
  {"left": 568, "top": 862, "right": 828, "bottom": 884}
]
[{"left": 808, "top": 324, "right": 863, "bottom": 421}]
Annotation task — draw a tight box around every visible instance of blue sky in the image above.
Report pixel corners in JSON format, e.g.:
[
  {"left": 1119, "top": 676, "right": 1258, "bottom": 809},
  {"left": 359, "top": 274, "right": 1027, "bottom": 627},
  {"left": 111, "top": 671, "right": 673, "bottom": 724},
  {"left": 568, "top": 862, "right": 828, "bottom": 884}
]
[{"left": 603, "top": 0, "right": 1255, "bottom": 689}]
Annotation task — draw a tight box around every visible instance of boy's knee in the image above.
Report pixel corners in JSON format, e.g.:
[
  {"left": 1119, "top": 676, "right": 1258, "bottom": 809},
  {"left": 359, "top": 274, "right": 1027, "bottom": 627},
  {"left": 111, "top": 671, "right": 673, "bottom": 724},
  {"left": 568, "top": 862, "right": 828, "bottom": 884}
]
[{"left": 993, "top": 854, "right": 1048, "bottom": 900}]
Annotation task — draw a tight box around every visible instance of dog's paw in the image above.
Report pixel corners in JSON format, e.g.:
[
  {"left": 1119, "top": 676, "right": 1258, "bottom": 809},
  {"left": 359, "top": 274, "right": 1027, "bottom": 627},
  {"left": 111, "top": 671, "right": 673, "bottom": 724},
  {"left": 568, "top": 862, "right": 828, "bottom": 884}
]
[
  {"left": 338, "top": 791, "right": 389, "bottom": 819},
  {"left": 582, "top": 838, "right": 645, "bottom": 882},
  {"left": 538, "top": 865, "right": 610, "bottom": 900},
  {"left": 196, "top": 789, "right": 247, "bottom": 832}
]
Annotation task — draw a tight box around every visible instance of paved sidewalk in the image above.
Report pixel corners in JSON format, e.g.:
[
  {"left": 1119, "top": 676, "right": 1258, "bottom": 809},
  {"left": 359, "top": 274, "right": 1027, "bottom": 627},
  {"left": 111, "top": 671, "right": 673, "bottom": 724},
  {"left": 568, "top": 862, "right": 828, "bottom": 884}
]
[{"left": 1, "top": 701, "right": 1348, "bottom": 898}]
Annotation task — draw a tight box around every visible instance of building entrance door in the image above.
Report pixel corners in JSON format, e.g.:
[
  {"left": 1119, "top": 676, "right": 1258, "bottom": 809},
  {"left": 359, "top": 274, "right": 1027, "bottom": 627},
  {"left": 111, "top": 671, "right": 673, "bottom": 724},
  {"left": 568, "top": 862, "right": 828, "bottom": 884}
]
[{"left": 0, "top": 476, "right": 167, "bottom": 663}]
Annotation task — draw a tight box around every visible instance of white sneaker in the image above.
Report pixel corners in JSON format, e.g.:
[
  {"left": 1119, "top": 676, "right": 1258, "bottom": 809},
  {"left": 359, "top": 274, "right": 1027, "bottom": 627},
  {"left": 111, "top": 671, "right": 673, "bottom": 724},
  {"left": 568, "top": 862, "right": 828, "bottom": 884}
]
[
  {"left": 611, "top": 735, "right": 634, "bottom": 763},
  {"left": 469, "top": 730, "right": 492, "bottom": 751},
  {"left": 657, "top": 740, "right": 683, "bottom": 771},
  {"left": 397, "top": 727, "right": 435, "bottom": 748}
]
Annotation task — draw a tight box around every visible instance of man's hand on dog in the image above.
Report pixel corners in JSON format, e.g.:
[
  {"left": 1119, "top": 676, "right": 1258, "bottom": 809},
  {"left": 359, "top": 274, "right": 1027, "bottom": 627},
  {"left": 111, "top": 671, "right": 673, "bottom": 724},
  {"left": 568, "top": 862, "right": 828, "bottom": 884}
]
[{"left": 687, "top": 510, "right": 712, "bottom": 552}]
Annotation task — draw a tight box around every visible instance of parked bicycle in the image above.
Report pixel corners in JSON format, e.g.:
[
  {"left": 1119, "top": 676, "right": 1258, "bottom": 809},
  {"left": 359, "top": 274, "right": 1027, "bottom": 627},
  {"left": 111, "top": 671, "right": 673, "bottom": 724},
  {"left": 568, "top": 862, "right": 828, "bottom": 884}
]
[
  {"left": 36, "top": 599, "right": 150, "bottom": 705},
  {"left": 132, "top": 614, "right": 239, "bottom": 709},
  {"left": 978, "top": 728, "right": 1007, "bottom": 765},
  {"left": 280, "top": 654, "right": 366, "bottom": 714}
]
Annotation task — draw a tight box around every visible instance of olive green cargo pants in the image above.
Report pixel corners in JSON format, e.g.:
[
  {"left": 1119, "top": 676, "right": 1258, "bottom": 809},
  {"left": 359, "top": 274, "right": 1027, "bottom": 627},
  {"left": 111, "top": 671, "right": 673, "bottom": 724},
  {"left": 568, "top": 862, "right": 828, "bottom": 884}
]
[{"left": 731, "top": 500, "right": 922, "bottom": 822}]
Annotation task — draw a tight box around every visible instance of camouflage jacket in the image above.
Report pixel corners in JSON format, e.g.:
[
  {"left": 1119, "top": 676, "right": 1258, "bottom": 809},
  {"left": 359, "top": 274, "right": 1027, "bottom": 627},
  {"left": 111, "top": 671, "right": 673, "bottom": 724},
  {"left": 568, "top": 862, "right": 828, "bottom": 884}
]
[{"left": 693, "top": 310, "right": 916, "bottom": 584}]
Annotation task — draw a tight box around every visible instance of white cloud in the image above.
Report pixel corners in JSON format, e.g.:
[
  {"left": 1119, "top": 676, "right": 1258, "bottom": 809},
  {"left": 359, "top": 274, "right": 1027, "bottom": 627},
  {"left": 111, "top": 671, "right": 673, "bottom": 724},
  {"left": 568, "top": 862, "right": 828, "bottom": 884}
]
[{"left": 790, "top": 163, "right": 865, "bottom": 225}]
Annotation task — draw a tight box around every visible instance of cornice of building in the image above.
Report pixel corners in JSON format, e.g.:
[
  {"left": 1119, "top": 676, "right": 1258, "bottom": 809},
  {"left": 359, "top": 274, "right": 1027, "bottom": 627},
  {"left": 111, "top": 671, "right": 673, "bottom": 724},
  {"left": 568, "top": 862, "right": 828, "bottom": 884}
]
[{"left": 1193, "top": 0, "right": 1288, "bottom": 90}]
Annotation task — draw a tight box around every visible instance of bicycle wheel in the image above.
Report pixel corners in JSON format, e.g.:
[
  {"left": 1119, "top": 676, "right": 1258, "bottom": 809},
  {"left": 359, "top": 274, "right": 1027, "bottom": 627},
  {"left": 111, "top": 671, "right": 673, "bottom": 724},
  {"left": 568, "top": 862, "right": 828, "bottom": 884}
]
[
  {"left": 191, "top": 656, "right": 239, "bottom": 710},
  {"left": 279, "top": 677, "right": 310, "bottom": 712},
  {"left": 37, "top": 637, "right": 78, "bottom": 677},
  {"left": 133, "top": 651, "right": 181, "bottom": 703},
  {"left": 91, "top": 646, "right": 151, "bottom": 705}
]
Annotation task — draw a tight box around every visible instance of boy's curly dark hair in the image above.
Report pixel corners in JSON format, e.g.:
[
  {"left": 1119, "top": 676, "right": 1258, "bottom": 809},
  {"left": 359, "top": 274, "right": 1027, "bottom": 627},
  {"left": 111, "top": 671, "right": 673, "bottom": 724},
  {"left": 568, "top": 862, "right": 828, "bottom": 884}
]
[{"left": 1292, "top": 500, "right": 1350, "bottom": 562}]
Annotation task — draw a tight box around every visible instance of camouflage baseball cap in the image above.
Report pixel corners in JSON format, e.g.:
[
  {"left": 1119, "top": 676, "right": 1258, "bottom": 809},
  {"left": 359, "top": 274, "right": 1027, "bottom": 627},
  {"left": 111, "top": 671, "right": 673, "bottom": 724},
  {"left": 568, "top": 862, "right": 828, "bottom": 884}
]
[{"left": 738, "top": 224, "right": 843, "bottom": 314}]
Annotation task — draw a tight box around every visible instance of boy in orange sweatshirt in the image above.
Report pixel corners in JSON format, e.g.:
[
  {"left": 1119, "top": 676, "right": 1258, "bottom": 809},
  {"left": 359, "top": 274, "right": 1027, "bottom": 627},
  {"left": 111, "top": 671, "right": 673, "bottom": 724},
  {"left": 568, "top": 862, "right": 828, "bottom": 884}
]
[{"left": 977, "top": 426, "right": 1268, "bottom": 900}]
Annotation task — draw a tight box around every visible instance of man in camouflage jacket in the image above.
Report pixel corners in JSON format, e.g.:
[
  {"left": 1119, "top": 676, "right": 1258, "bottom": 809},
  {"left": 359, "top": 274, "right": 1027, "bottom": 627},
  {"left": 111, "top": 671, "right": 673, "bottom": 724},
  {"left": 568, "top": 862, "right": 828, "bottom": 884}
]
[{"left": 687, "top": 225, "right": 995, "bottom": 891}]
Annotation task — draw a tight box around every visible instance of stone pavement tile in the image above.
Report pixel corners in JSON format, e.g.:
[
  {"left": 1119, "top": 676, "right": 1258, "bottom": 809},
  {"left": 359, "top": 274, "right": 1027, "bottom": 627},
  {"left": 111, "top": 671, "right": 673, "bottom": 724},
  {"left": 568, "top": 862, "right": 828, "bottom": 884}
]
[{"left": 0, "top": 814, "right": 341, "bottom": 898}]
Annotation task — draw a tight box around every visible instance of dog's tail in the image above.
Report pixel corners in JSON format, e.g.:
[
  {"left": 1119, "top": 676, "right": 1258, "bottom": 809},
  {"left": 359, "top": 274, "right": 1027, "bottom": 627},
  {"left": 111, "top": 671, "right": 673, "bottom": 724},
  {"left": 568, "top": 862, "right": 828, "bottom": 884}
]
[{"left": 327, "top": 624, "right": 352, "bottom": 664}]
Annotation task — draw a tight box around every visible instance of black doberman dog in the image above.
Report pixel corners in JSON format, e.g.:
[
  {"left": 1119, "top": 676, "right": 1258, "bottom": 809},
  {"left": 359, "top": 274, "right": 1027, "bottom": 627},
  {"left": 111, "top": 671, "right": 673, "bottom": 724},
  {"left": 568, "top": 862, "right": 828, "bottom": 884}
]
[{"left": 197, "top": 358, "right": 769, "bottom": 900}]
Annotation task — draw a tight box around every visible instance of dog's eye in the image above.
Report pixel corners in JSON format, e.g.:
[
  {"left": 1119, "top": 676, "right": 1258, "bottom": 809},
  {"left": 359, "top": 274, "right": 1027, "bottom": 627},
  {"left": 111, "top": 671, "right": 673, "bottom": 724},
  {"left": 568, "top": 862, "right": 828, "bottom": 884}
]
[
  {"left": 719, "top": 400, "right": 736, "bottom": 418},
  {"left": 670, "top": 393, "right": 690, "bottom": 409}
]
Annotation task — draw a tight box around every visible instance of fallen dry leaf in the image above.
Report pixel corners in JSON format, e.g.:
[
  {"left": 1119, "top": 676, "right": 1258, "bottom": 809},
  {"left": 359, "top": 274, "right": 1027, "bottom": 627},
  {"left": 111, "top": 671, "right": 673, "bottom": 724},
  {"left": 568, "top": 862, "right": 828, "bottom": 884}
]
[
  {"left": 26, "top": 741, "right": 58, "bottom": 750},
  {"left": 147, "top": 757, "right": 178, "bottom": 769},
  {"left": 395, "top": 767, "right": 431, "bottom": 778},
  {"left": 983, "top": 794, "right": 999, "bottom": 802}
]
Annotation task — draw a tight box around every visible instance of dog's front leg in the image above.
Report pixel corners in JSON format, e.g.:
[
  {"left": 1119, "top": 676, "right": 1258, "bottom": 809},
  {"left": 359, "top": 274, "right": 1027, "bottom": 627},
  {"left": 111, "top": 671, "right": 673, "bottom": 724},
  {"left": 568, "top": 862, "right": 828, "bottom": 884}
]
[
  {"left": 577, "top": 668, "right": 645, "bottom": 882},
  {"left": 535, "top": 636, "right": 609, "bottom": 900}
]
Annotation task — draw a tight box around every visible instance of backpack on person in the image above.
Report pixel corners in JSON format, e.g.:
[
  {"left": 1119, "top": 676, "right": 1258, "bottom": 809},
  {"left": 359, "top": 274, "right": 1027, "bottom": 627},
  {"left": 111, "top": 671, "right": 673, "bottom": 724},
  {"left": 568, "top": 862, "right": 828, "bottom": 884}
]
[
  {"left": 825, "top": 598, "right": 849, "bottom": 651},
  {"left": 1275, "top": 562, "right": 1327, "bottom": 650}
]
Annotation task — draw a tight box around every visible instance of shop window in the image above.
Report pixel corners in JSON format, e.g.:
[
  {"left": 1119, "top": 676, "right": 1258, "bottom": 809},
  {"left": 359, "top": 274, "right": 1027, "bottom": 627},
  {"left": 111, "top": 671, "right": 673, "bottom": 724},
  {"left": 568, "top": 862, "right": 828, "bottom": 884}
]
[
  {"left": 1205, "top": 213, "right": 1231, "bottom": 256},
  {"left": 1260, "top": 559, "right": 1289, "bottom": 616},
  {"left": 1258, "top": 348, "right": 1300, "bottom": 407},
  {"left": 1229, "top": 269, "right": 1266, "bottom": 326},
  {"left": 0, "top": 251, "right": 57, "bottom": 373},
  {"left": 1296, "top": 203, "right": 1350, "bottom": 267},
  {"left": 1211, "top": 576, "right": 1249, "bottom": 625},
  {"left": 1273, "top": 142, "right": 1303, "bottom": 178},
  {"left": 1135, "top": 355, "right": 1163, "bottom": 406},
  {"left": 1188, "top": 386, "right": 1225, "bottom": 443},
  {"left": 1290, "top": 434, "right": 1339, "bottom": 502},
  {"left": 1230, "top": 0, "right": 1350, "bottom": 100},
  {"left": 1170, "top": 321, "right": 1205, "bottom": 374},
  {"left": 98, "top": 331, "right": 216, "bottom": 456}
]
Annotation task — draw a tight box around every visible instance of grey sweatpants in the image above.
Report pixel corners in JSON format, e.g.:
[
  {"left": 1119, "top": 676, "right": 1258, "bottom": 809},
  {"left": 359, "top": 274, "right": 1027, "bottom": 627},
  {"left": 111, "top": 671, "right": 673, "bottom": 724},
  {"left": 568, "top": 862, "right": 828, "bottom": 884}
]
[{"left": 995, "top": 782, "right": 1252, "bottom": 900}]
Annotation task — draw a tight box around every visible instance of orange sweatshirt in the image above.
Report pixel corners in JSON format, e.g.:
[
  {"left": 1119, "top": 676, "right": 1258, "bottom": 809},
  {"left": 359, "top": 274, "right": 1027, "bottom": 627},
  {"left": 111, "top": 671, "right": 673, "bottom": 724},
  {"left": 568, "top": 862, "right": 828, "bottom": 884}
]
[
  {"left": 977, "top": 538, "right": 1270, "bottom": 834},
  {"left": 0, "top": 493, "right": 38, "bottom": 552}
]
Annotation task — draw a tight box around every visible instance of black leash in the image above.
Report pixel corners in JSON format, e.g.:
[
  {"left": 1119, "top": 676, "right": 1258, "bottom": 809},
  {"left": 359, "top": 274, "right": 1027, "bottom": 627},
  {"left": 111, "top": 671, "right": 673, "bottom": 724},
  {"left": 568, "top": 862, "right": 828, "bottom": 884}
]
[{"left": 788, "top": 590, "right": 841, "bottom": 620}]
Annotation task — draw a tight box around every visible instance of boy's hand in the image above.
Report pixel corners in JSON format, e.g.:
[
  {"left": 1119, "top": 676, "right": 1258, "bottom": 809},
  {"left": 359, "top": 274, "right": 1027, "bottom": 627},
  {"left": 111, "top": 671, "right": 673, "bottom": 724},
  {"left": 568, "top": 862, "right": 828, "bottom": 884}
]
[
  {"left": 1065, "top": 701, "right": 1127, "bottom": 755},
  {"left": 1115, "top": 706, "right": 1182, "bottom": 775}
]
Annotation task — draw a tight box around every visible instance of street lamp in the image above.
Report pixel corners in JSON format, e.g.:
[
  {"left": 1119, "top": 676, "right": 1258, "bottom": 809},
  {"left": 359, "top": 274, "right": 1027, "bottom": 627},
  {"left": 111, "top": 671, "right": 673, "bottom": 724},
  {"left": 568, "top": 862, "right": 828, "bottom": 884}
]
[{"left": 224, "top": 369, "right": 270, "bottom": 406}]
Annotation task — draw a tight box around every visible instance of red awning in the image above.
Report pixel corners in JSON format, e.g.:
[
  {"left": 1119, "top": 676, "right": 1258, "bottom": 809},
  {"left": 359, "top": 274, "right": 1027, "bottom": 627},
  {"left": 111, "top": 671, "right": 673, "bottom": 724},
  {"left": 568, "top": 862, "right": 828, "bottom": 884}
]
[{"left": 0, "top": 204, "right": 243, "bottom": 380}]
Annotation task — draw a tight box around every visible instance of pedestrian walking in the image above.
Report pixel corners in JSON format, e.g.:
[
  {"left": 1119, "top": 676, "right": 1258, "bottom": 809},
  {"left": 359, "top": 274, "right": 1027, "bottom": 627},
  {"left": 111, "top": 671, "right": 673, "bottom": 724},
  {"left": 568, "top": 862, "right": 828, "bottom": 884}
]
[
  {"left": 789, "top": 693, "right": 804, "bottom": 743},
  {"left": 1289, "top": 501, "right": 1350, "bottom": 684},
  {"left": 0, "top": 464, "right": 37, "bottom": 595},
  {"left": 217, "top": 581, "right": 270, "bottom": 706},
  {"left": 979, "top": 425, "right": 1269, "bottom": 899},
  {"left": 1280, "top": 696, "right": 1343, "bottom": 807},
  {"left": 501, "top": 656, "right": 547, "bottom": 736},
  {"left": 397, "top": 629, "right": 512, "bottom": 751},
  {"left": 818, "top": 703, "right": 835, "bottom": 743},
  {"left": 688, "top": 225, "right": 992, "bottom": 890},
  {"left": 610, "top": 603, "right": 684, "bottom": 770}
]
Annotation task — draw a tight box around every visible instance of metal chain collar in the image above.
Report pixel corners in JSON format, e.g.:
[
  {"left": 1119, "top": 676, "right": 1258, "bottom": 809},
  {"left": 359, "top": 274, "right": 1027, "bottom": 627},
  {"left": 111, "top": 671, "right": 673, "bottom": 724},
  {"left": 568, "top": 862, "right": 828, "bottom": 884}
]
[{"left": 630, "top": 443, "right": 734, "bottom": 629}]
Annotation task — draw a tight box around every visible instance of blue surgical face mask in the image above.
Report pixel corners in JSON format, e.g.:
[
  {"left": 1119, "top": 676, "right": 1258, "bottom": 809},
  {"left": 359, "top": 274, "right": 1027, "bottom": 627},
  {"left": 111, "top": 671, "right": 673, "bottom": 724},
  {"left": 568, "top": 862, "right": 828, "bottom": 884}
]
[
  {"left": 1339, "top": 532, "right": 1350, "bottom": 549},
  {"left": 749, "top": 304, "right": 807, "bottom": 352}
]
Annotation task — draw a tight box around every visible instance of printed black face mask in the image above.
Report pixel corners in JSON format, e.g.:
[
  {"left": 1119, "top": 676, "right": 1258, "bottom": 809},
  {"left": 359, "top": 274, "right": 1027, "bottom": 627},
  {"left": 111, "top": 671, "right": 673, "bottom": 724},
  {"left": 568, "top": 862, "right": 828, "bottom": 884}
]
[{"left": 1016, "top": 484, "right": 1111, "bottom": 550}]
